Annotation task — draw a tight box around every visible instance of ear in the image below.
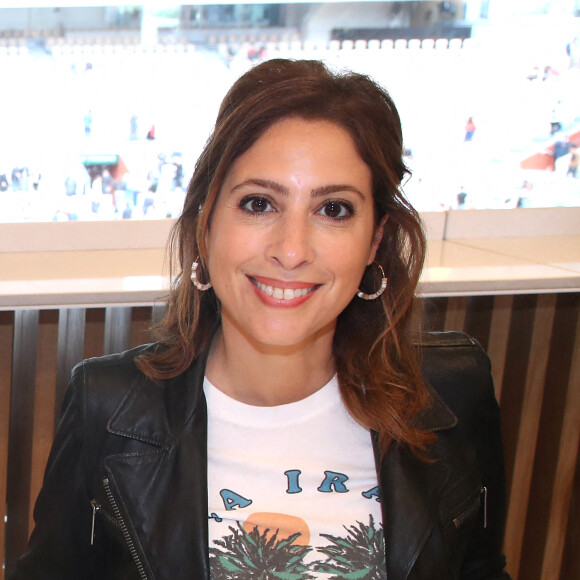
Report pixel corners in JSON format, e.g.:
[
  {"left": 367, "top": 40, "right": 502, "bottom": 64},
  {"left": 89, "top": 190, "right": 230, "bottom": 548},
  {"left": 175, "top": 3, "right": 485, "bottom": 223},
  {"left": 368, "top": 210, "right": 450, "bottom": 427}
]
[{"left": 368, "top": 214, "right": 388, "bottom": 265}]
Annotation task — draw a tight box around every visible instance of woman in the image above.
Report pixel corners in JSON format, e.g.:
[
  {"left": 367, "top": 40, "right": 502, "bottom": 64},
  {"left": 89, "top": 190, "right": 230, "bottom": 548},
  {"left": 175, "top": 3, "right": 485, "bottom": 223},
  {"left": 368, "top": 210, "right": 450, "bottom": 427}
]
[
  {"left": 10, "top": 59, "right": 510, "bottom": 579},
  {"left": 464, "top": 117, "right": 476, "bottom": 142}
]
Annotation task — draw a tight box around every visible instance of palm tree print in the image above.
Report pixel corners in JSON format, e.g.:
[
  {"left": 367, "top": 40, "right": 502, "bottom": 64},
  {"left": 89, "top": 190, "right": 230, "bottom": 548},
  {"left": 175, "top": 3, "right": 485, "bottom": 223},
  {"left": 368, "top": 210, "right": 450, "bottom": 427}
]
[
  {"left": 314, "top": 515, "right": 386, "bottom": 579},
  {"left": 209, "top": 522, "right": 315, "bottom": 580}
]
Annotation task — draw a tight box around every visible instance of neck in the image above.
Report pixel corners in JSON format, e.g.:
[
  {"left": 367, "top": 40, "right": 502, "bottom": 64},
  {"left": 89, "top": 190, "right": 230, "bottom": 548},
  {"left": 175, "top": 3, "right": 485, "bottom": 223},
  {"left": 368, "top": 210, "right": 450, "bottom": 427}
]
[{"left": 205, "top": 323, "right": 336, "bottom": 407}]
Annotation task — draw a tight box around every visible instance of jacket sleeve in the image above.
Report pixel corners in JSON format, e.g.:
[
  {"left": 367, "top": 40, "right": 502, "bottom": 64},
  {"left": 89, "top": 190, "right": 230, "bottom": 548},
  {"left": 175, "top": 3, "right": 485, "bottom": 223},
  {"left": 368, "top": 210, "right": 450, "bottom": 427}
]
[
  {"left": 460, "top": 352, "right": 511, "bottom": 580},
  {"left": 7, "top": 363, "right": 99, "bottom": 579},
  {"left": 424, "top": 333, "right": 512, "bottom": 580}
]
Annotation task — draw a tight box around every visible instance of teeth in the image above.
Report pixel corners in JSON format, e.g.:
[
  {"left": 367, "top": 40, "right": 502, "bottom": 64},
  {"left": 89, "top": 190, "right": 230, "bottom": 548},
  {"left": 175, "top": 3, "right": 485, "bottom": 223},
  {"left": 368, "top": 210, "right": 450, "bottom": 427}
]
[{"left": 254, "top": 280, "right": 313, "bottom": 300}]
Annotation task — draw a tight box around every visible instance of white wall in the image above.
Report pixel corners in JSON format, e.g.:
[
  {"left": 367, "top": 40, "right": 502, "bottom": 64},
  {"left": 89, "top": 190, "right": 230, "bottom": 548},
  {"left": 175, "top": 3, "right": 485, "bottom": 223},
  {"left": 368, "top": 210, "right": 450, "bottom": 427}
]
[{"left": 0, "top": 7, "right": 109, "bottom": 31}]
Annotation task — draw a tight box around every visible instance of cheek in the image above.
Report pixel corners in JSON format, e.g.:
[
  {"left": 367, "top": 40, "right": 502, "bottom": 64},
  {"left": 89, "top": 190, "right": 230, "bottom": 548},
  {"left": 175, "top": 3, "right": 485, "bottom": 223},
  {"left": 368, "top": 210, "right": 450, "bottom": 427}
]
[
  {"left": 333, "top": 248, "right": 371, "bottom": 288},
  {"left": 207, "top": 226, "right": 262, "bottom": 279}
]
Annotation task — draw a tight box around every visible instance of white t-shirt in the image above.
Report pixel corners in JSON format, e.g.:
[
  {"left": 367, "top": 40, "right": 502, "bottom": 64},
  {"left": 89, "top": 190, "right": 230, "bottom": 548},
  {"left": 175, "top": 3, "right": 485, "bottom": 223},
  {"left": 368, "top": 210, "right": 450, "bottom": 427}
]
[{"left": 204, "top": 375, "right": 386, "bottom": 579}]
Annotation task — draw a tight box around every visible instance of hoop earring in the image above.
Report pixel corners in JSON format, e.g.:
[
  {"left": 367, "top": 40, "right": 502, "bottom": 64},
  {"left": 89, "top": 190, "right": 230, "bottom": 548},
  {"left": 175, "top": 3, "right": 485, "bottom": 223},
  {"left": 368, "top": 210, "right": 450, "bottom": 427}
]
[
  {"left": 191, "top": 257, "right": 212, "bottom": 291},
  {"left": 357, "top": 262, "right": 387, "bottom": 300}
]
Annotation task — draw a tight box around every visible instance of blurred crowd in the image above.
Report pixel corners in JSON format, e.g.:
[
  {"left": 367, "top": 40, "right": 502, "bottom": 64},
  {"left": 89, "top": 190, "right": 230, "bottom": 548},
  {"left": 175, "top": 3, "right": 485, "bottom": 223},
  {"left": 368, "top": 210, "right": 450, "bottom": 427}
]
[
  {"left": 54, "top": 152, "right": 186, "bottom": 221},
  {"left": 1, "top": 30, "right": 579, "bottom": 222}
]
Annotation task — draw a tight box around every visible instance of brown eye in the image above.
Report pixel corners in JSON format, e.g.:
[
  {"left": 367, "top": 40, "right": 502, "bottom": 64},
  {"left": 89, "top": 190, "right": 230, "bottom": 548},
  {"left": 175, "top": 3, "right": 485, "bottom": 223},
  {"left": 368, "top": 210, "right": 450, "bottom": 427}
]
[
  {"left": 240, "top": 195, "right": 274, "bottom": 214},
  {"left": 319, "top": 201, "right": 354, "bottom": 220}
]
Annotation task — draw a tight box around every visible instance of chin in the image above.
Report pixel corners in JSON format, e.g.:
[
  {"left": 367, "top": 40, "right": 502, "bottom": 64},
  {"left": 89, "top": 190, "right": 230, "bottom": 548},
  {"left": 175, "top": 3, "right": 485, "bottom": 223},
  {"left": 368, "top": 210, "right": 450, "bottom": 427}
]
[{"left": 246, "top": 320, "right": 336, "bottom": 352}]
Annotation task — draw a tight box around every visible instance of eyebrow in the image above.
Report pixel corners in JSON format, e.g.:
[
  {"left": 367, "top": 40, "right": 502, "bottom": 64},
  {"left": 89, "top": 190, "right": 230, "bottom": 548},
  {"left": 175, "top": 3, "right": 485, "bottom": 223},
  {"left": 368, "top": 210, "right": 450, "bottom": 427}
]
[{"left": 231, "top": 178, "right": 366, "bottom": 201}]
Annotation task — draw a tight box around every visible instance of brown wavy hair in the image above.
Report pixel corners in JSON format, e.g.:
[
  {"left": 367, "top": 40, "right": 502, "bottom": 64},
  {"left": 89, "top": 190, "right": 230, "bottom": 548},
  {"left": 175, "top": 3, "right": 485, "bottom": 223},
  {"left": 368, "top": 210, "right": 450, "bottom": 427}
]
[{"left": 137, "top": 58, "right": 433, "bottom": 456}]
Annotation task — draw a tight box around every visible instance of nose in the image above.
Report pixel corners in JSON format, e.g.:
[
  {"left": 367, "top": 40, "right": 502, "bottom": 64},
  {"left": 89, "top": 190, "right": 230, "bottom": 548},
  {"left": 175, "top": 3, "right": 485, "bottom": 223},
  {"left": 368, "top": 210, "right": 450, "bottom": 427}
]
[{"left": 268, "top": 213, "right": 315, "bottom": 270}]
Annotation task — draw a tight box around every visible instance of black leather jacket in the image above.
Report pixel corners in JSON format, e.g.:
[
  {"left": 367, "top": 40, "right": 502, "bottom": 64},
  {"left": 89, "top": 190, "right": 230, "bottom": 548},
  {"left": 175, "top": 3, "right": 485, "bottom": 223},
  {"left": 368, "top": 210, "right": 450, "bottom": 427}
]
[{"left": 9, "top": 332, "right": 511, "bottom": 579}]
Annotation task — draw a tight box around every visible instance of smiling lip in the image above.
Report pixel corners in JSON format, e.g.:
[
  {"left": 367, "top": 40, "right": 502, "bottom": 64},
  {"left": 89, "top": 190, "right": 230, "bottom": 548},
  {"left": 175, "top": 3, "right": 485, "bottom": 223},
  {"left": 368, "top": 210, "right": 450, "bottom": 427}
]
[{"left": 248, "top": 275, "right": 319, "bottom": 306}]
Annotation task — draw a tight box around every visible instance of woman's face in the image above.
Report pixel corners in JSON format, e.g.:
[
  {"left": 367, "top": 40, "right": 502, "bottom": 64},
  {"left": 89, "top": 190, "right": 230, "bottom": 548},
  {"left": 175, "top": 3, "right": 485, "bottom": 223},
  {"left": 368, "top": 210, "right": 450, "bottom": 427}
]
[{"left": 205, "top": 117, "right": 383, "bottom": 351}]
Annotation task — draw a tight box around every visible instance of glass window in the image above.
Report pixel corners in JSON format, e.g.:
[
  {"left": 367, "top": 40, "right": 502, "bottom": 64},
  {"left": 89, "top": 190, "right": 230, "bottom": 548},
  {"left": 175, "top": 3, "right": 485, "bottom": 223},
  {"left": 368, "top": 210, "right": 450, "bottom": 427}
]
[{"left": 0, "top": 1, "right": 578, "bottom": 222}]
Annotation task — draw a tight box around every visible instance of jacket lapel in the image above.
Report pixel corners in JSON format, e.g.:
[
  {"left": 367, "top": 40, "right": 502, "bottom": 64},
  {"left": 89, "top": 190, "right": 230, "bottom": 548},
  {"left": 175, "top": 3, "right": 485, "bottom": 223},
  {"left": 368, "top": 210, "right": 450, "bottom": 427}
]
[
  {"left": 104, "top": 356, "right": 210, "bottom": 580},
  {"left": 377, "top": 387, "right": 457, "bottom": 580}
]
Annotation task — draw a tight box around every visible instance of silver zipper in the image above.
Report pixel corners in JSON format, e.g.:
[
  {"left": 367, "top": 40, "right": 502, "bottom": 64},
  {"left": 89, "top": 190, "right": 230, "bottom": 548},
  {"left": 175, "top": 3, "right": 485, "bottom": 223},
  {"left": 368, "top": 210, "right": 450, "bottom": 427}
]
[
  {"left": 453, "top": 486, "right": 487, "bottom": 530},
  {"left": 103, "top": 477, "right": 149, "bottom": 580},
  {"left": 481, "top": 486, "right": 488, "bottom": 529},
  {"left": 90, "top": 498, "right": 124, "bottom": 545},
  {"left": 90, "top": 499, "right": 99, "bottom": 545}
]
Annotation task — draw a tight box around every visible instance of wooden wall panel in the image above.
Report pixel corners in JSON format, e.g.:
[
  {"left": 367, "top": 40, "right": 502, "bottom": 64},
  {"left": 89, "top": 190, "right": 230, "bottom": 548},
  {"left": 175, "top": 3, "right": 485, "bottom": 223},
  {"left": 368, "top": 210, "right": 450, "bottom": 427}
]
[
  {"left": 521, "top": 293, "right": 580, "bottom": 580},
  {"left": 83, "top": 307, "right": 105, "bottom": 360},
  {"left": 560, "top": 445, "right": 580, "bottom": 579},
  {"left": 443, "top": 296, "right": 467, "bottom": 332},
  {"left": 540, "top": 301, "right": 580, "bottom": 579},
  {"left": 104, "top": 306, "right": 132, "bottom": 355},
  {"left": 0, "top": 311, "right": 14, "bottom": 578},
  {"left": 5, "top": 310, "right": 39, "bottom": 573},
  {"left": 503, "top": 294, "right": 557, "bottom": 579},
  {"left": 55, "top": 308, "right": 86, "bottom": 421},
  {"left": 497, "top": 294, "right": 537, "bottom": 506},
  {"left": 2, "top": 294, "right": 580, "bottom": 579},
  {"left": 487, "top": 295, "right": 514, "bottom": 402},
  {"left": 463, "top": 295, "right": 494, "bottom": 352},
  {"left": 29, "top": 310, "right": 59, "bottom": 533},
  {"left": 130, "top": 306, "right": 154, "bottom": 348}
]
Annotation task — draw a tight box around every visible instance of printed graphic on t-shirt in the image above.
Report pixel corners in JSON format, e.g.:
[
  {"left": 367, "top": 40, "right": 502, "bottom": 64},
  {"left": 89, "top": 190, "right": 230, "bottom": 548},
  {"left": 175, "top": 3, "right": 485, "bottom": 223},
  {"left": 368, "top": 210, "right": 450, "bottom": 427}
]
[{"left": 209, "top": 513, "right": 386, "bottom": 579}]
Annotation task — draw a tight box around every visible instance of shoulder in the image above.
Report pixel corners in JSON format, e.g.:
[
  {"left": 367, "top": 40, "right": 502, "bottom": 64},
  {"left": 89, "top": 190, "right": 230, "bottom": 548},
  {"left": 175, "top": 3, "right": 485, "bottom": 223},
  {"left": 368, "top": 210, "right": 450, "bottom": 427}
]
[
  {"left": 65, "top": 344, "right": 207, "bottom": 443},
  {"left": 71, "top": 343, "right": 157, "bottom": 392},
  {"left": 417, "top": 331, "right": 497, "bottom": 428},
  {"left": 76, "top": 343, "right": 155, "bottom": 377},
  {"left": 65, "top": 344, "right": 158, "bottom": 423},
  {"left": 419, "top": 331, "right": 491, "bottom": 378}
]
